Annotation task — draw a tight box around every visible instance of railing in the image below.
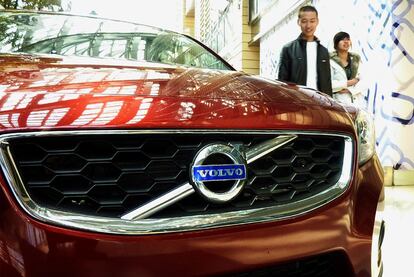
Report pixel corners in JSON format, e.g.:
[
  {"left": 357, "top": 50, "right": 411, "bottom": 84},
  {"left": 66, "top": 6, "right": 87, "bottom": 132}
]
[{"left": 202, "top": 0, "right": 234, "bottom": 53}]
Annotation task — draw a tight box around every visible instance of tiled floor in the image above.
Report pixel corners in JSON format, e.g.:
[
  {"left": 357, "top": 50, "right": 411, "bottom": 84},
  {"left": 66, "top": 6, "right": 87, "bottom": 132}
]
[{"left": 377, "top": 186, "right": 414, "bottom": 277}]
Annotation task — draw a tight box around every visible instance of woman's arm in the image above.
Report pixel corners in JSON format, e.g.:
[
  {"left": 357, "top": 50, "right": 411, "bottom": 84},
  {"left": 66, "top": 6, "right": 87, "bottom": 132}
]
[{"left": 330, "top": 60, "right": 348, "bottom": 92}]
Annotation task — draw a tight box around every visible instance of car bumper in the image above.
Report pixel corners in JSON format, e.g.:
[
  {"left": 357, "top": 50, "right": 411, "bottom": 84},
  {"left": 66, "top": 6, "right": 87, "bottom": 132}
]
[{"left": 0, "top": 155, "right": 383, "bottom": 277}]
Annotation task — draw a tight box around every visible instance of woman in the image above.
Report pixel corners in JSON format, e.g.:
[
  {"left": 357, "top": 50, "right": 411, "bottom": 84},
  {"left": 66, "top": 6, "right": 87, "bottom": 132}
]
[{"left": 330, "top": 32, "right": 362, "bottom": 106}]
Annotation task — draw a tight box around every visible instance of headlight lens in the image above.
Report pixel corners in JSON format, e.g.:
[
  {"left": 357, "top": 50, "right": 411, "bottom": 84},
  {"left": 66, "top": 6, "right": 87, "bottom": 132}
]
[{"left": 355, "top": 110, "right": 376, "bottom": 164}]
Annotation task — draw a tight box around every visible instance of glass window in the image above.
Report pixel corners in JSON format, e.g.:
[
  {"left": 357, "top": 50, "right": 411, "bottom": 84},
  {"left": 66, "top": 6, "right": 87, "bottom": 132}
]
[
  {"left": 0, "top": 11, "right": 232, "bottom": 70},
  {"left": 249, "top": 0, "right": 273, "bottom": 21}
]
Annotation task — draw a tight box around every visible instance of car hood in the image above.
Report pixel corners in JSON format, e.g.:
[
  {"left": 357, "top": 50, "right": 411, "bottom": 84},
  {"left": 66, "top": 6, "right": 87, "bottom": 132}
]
[{"left": 0, "top": 54, "right": 355, "bottom": 133}]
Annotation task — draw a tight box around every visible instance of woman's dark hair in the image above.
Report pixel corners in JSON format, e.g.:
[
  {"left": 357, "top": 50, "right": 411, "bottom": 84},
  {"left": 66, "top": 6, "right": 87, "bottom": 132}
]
[{"left": 333, "top": 31, "right": 350, "bottom": 50}]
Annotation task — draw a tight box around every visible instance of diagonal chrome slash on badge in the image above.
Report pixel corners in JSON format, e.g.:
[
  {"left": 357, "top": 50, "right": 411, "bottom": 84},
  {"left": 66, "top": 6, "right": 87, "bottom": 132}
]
[{"left": 121, "top": 135, "right": 297, "bottom": 220}]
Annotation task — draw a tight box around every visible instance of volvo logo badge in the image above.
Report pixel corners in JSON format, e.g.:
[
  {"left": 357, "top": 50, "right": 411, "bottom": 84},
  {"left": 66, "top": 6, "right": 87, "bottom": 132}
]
[
  {"left": 193, "top": 164, "right": 246, "bottom": 182},
  {"left": 190, "top": 144, "right": 247, "bottom": 203}
]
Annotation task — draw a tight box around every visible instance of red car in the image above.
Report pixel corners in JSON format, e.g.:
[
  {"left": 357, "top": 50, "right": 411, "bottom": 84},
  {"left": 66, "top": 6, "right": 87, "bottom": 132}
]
[{"left": 0, "top": 11, "right": 384, "bottom": 277}]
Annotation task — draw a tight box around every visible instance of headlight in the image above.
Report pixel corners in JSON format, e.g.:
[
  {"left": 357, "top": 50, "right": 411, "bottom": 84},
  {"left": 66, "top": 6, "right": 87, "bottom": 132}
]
[{"left": 355, "top": 109, "right": 376, "bottom": 164}]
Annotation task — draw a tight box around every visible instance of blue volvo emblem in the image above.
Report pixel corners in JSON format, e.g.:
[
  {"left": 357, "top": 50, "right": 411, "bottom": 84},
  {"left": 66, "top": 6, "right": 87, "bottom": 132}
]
[
  {"left": 192, "top": 164, "right": 246, "bottom": 182},
  {"left": 190, "top": 143, "right": 247, "bottom": 203}
]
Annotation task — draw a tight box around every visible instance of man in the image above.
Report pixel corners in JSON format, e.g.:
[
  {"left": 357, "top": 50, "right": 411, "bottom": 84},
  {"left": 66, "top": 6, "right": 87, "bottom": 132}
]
[{"left": 278, "top": 5, "right": 332, "bottom": 96}]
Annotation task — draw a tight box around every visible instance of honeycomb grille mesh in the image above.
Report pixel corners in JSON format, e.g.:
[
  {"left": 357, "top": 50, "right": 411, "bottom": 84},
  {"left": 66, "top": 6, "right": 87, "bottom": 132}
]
[{"left": 9, "top": 133, "right": 345, "bottom": 218}]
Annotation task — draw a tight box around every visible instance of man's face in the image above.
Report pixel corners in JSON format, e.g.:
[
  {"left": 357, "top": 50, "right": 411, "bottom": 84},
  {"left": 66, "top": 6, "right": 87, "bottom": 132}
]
[{"left": 298, "top": 11, "right": 319, "bottom": 39}]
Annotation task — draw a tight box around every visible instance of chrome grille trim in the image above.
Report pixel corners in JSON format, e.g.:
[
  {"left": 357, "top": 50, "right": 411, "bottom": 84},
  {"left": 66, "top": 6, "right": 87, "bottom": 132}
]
[
  {"left": 0, "top": 130, "right": 354, "bottom": 234},
  {"left": 121, "top": 135, "right": 297, "bottom": 220}
]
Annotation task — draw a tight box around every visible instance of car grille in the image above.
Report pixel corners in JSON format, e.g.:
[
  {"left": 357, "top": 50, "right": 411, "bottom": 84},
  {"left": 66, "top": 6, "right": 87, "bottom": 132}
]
[{"left": 8, "top": 133, "right": 345, "bottom": 219}]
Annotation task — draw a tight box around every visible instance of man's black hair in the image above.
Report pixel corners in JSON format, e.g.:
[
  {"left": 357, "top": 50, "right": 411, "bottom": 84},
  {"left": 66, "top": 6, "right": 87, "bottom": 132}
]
[{"left": 298, "top": 5, "right": 318, "bottom": 18}]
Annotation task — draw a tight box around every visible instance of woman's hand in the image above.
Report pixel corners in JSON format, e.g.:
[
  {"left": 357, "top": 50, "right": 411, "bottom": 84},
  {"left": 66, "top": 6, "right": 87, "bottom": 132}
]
[
  {"left": 347, "top": 77, "right": 359, "bottom": 87},
  {"left": 338, "top": 88, "right": 351, "bottom": 94}
]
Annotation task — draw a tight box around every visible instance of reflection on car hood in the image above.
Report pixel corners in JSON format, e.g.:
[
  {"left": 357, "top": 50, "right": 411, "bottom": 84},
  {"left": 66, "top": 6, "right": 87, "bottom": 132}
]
[
  {"left": 0, "top": 54, "right": 353, "bottom": 132},
  {"left": 0, "top": 54, "right": 332, "bottom": 102}
]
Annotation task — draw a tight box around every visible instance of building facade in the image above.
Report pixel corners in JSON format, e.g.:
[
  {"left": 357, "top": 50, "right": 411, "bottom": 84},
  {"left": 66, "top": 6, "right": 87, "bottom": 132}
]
[{"left": 183, "top": 0, "right": 260, "bottom": 74}]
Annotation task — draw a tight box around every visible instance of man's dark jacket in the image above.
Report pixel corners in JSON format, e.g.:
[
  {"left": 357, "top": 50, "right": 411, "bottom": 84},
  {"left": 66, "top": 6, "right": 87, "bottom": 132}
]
[{"left": 278, "top": 35, "right": 332, "bottom": 96}]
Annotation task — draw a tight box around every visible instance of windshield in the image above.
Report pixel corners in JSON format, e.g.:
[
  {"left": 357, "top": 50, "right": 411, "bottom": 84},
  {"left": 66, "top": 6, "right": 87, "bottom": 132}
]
[{"left": 0, "top": 11, "right": 232, "bottom": 70}]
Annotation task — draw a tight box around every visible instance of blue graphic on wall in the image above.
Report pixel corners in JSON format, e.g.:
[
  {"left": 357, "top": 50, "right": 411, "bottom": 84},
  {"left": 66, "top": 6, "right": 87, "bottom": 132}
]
[
  {"left": 260, "top": 0, "right": 414, "bottom": 169},
  {"left": 359, "top": 0, "right": 414, "bottom": 169}
]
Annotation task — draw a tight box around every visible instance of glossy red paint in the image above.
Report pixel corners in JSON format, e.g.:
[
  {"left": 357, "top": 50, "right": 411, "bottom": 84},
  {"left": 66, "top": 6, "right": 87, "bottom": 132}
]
[
  {"left": 0, "top": 54, "right": 352, "bottom": 133},
  {"left": 0, "top": 53, "right": 383, "bottom": 276}
]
